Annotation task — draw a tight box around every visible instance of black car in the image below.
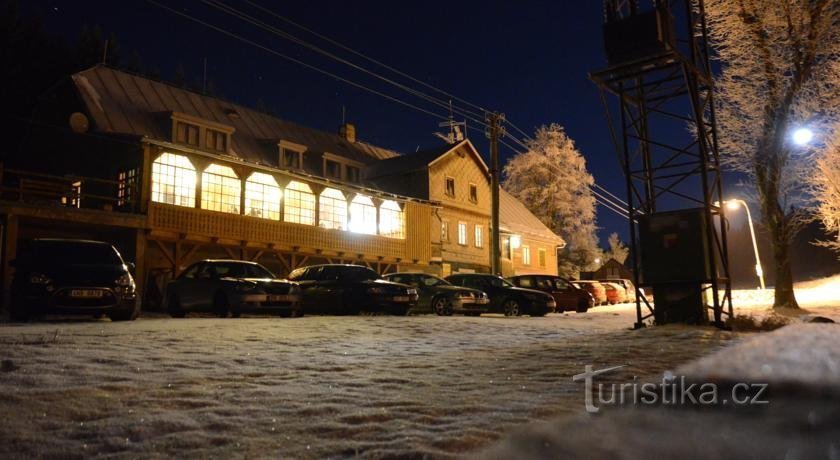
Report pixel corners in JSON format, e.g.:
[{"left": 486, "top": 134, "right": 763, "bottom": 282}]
[
  {"left": 9, "top": 238, "right": 140, "bottom": 321},
  {"left": 164, "top": 260, "right": 301, "bottom": 317},
  {"left": 445, "top": 273, "right": 556, "bottom": 316},
  {"left": 382, "top": 272, "right": 490, "bottom": 315},
  {"left": 287, "top": 264, "right": 418, "bottom": 315}
]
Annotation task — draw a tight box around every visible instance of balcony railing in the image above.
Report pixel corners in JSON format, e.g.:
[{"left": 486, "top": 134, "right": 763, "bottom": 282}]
[{"left": 0, "top": 166, "right": 138, "bottom": 213}]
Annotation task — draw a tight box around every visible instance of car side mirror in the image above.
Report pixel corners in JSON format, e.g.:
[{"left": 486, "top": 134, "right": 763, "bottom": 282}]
[{"left": 127, "top": 262, "right": 136, "bottom": 272}]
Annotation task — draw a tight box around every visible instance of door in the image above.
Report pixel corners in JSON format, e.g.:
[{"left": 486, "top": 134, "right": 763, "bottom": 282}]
[
  {"left": 547, "top": 276, "right": 577, "bottom": 310},
  {"left": 179, "top": 263, "right": 215, "bottom": 310}
]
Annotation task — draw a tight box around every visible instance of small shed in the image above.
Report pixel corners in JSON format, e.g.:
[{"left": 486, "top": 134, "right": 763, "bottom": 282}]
[{"left": 593, "top": 258, "right": 633, "bottom": 280}]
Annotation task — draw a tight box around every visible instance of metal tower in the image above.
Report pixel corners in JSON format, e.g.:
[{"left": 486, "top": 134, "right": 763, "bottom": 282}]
[{"left": 590, "top": 0, "right": 733, "bottom": 328}]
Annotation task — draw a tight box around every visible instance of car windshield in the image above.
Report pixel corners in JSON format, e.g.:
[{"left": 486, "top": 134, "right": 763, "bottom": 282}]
[
  {"left": 421, "top": 275, "right": 448, "bottom": 286},
  {"left": 343, "top": 266, "right": 380, "bottom": 281},
  {"left": 23, "top": 241, "right": 122, "bottom": 265},
  {"left": 213, "top": 262, "right": 275, "bottom": 279},
  {"left": 489, "top": 276, "right": 513, "bottom": 288}
]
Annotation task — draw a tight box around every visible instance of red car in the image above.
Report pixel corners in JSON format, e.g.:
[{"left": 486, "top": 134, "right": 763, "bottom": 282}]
[
  {"left": 572, "top": 280, "right": 608, "bottom": 306},
  {"left": 601, "top": 281, "right": 627, "bottom": 304}
]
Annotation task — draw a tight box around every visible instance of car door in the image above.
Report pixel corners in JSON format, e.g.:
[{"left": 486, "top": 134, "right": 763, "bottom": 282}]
[
  {"left": 294, "top": 267, "right": 325, "bottom": 313},
  {"left": 413, "top": 275, "right": 438, "bottom": 308},
  {"left": 465, "top": 277, "right": 500, "bottom": 311},
  {"left": 549, "top": 277, "right": 578, "bottom": 310}
]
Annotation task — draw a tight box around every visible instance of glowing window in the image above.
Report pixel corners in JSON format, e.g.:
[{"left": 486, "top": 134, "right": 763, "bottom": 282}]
[
  {"left": 475, "top": 225, "right": 483, "bottom": 248},
  {"left": 151, "top": 152, "right": 196, "bottom": 207},
  {"left": 245, "top": 172, "right": 281, "bottom": 220},
  {"left": 349, "top": 194, "right": 377, "bottom": 235},
  {"left": 201, "top": 164, "right": 241, "bottom": 214},
  {"left": 284, "top": 181, "right": 315, "bottom": 225},
  {"left": 379, "top": 200, "right": 404, "bottom": 239},
  {"left": 539, "top": 248, "right": 547, "bottom": 268},
  {"left": 458, "top": 222, "right": 467, "bottom": 245},
  {"left": 523, "top": 246, "right": 531, "bottom": 265},
  {"left": 319, "top": 188, "right": 347, "bottom": 230}
]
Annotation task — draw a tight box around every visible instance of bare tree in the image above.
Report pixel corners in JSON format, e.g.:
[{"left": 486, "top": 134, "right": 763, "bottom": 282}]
[
  {"left": 605, "top": 232, "right": 629, "bottom": 265},
  {"left": 502, "top": 124, "right": 600, "bottom": 277},
  {"left": 705, "top": 0, "right": 840, "bottom": 309},
  {"left": 814, "top": 135, "right": 840, "bottom": 257}
]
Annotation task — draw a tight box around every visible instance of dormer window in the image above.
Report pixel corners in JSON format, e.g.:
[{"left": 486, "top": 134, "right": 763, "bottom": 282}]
[
  {"left": 175, "top": 121, "right": 199, "bottom": 147},
  {"left": 325, "top": 160, "right": 342, "bottom": 180},
  {"left": 205, "top": 128, "right": 228, "bottom": 153},
  {"left": 171, "top": 112, "right": 234, "bottom": 153},
  {"left": 346, "top": 165, "right": 360, "bottom": 184},
  {"left": 282, "top": 148, "right": 302, "bottom": 169}
]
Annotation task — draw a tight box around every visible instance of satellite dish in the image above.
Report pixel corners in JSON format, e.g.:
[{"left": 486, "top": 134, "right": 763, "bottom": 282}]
[{"left": 69, "top": 112, "right": 89, "bottom": 133}]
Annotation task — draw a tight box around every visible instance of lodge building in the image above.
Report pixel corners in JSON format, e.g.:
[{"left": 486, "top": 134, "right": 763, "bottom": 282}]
[{"left": 0, "top": 65, "right": 564, "bottom": 309}]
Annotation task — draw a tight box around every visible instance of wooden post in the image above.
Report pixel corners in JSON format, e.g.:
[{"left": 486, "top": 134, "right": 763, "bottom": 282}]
[
  {"left": 134, "top": 229, "right": 146, "bottom": 309},
  {"left": 2, "top": 215, "right": 19, "bottom": 313}
]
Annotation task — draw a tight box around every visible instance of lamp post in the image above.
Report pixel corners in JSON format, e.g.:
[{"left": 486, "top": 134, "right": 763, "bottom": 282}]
[{"left": 722, "top": 199, "right": 765, "bottom": 290}]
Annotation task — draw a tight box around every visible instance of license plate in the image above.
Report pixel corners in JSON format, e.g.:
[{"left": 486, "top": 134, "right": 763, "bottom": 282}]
[
  {"left": 267, "top": 295, "right": 292, "bottom": 302},
  {"left": 70, "top": 289, "right": 104, "bottom": 298},
  {"left": 473, "top": 298, "right": 490, "bottom": 304},
  {"left": 392, "top": 296, "right": 410, "bottom": 302}
]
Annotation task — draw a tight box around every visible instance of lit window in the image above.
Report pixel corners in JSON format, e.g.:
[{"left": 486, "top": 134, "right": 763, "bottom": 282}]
[
  {"left": 523, "top": 246, "right": 531, "bottom": 265},
  {"left": 151, "top": 152, "right": 196, "bottom": 207},
  {"left": 539, "top": 248, "right": 547, "bottom": 268},
  {"left": 325, "top": 160, "right": 342, "bottom": 179},
  {"left": 117, "top": 168, "right": 138, "bottom": 207},
  {"left": 445, "top": 177, "right": 455, "bottom": 197},
  {"left": 349, "top": 194, "right": 377, "bottom": 234},
  {"left": 201, "top": 164, "right": 241, "bottom": 214},
  {"left": 281, "top": 148, "right": 301, "bottom": 169},
  {"left": 346, "top": 165, "right": 361, "bottom": 184},
  {"left": 458, "top": 222, "right": 467, "bottom": 245},
  {"left": 469, "top": 183, "right": 478, "bottom": 203},
  {"left": 284, "top": 181, "right": 315, "bottom": 225},
  {"left": 319, "top": 188, "right": 347, "bottom": 230},
  {"left": 205, "top": 129, "right": 227, "bottom": 152},
  {"left": 245, "top": 172, "right": 281, "bottom": 220},
  {"left": 475, "top": 225, "right": 483, "bottom": 248},
  {"left": 441, "top": 220, "right": 450, "bottom": 242},
  {"left": 379, "top": 200, "right": 404, "bottom": 239},
  {"left": 175, "top": 121, "right": 199, "bottom": 146}
]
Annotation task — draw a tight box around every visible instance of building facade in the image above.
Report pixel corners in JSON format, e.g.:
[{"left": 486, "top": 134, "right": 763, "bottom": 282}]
[{"left": 0, "top": 66, "right": 563, "bottom": 310}]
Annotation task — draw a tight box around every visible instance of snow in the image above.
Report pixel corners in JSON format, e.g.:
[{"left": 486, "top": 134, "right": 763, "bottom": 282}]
[
  {"left": 0, "top": 308, "right": 737, "bottom": 458},
  {"left": 731, "top": 274, "right": 840, "bottom": 321}
]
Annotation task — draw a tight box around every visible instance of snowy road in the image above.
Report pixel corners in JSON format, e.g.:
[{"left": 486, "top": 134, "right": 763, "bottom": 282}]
[{"left": 0, "top": 307, "right": 738, "bottom": 458}]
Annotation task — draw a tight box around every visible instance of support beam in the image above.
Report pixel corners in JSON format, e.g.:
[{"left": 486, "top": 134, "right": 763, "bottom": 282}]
[{"left": 2, "top": 214, "right": 18, "bottom": 313}]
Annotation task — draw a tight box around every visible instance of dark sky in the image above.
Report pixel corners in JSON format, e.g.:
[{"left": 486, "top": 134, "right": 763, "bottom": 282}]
[{"left": 21, "top": 0, "right": 716, "bottom": 244}]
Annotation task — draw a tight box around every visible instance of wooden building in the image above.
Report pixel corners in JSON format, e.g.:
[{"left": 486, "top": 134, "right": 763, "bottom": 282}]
[{"left": 1, "top": 65, "right": 563, "bottom": 310}]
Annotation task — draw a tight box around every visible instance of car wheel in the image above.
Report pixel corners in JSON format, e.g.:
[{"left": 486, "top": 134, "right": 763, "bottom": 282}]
[
  {"left": 167, "top": 294, "right": 186, "bottom": 318},
  {"left": 576, "top": 299, "right": 589, "bottom": 313},
  {"left": 503, "top": 299, "right": 521, "bottom": 317},
  {"left": 431, "top": 296, "right": 452, "bottom": 316},
  {"left": 109, "top": 304, "right": 139, "bottom": 322},
  {"left": 213, "top": 293, "right": 230, "bottom": 318}
]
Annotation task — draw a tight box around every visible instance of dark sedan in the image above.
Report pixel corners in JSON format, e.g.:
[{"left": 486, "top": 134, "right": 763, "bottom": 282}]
[
  {"left": 383, "top": 272, "right": 490, "bottom": 315},
  {"left": 287, "top": 264, "right": 418, "bottom": 315},
  {"left": 9, "top": 238, "right": 140, "bottom": 321},
  {"left": 445, "top": 273, "right": 556, "bottom": 317},
  {"left": 508, "top": 275, "right": 593, "bottom": 313},
  {"left": 164, "top": 260, "right": 301, "bottom": 318}
]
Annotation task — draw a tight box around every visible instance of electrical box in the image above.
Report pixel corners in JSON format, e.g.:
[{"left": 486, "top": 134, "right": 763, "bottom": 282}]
[
  {"left": 603, "top": 7, "right": 675, "bottom": 66},
  {"left": 638, "top": 209, "right": 714, "bottom": 284}
]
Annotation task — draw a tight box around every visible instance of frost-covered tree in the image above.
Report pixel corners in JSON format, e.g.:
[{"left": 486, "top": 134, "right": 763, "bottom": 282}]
[
  {"left": 705, "top": 0, "right": 840, "bottom": 309},
  {"left": 814, "top": 135, "right": 840, "bottom": 257},
  {"left": 604, "top": 232, "right": 629, "bottom": 265},
  {"left": 503, "top": 124, "right": 599, "bottom": 277}
]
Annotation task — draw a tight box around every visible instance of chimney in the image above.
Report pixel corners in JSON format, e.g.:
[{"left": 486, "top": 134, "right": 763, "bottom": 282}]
[{"left": 340, "top": 123, "right": 356, "bottom": 143}]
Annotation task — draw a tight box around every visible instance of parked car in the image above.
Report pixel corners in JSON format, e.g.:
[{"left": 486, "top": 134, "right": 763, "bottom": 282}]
[
  {"left": 600, "top": 281, "right": 627, "bottom": 305},
  {"left": 445, "top": 273, "right": 556, "bottom": 316},
  {"left": 165, "top": 260, "right": 301, "bottom": 317},
  {"left": 600, "top": 278, "right": 638, "bottom": 302},
  {"left": 571, "top": 280, "right": 608, "bottom": 306},
  {"left": 287, "top": 264, "right": 418, "bottom": 315},
  {"left": 383, "top": 272, "right": 490, "bottom": 315},
  {"left": 9, "top": 238, "right": 140, "bottom": 321},
  {"left": 508, "top": 275, "right": 593, "bottom": 313}
]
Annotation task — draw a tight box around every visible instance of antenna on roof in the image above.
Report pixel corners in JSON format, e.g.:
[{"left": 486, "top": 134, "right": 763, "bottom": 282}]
[{"left": 433, "top": 100, "right": 466, "bottom": 144}]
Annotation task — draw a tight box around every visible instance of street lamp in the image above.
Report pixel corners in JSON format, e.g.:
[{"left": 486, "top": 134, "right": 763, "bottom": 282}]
[
  {"left": 792, "top": 127, "right": 814, "bottom": 146},
  {"left": 720, "top": 199, "right": 765, "bottom": 290}
]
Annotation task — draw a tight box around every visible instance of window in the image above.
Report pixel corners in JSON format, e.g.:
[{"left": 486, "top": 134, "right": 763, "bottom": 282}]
[
  {"left": 245, "top": 172, "right": 281, "bottom": 220},
  {"left": 518, "top": 277, "right": 533, "bottom": 288},
  {"left": 445, "top": 177, "right": 455, "bottom": 197},
  {"left": 474, "top": 225, "right": 483, "bottom": 248},
  {"left": 325, "top": 160, "right": 342, "bottom": 179},
  {"left": 522, "top": 246, "right": 531, "bottom": 265},
  {"left": 175, "top": 121, "right": 199, "bottom": 146},
  {"left": 539, "top": 248, "right": 547, "bottom": 268},
  {"left": 151, "top": 152, "right": 196, "bottom": 207},
  {"left": 281, "top": 148, "right": 302, "bottom": 170},
  {"left": 469, "top": 183, "right": 478, "bottom": 203},
  {"left": 502, "top": 236, "right": 512, "bottom": 259},
  {"left": 349, "top": 194, "right": 377, "bottom": 235},
  {"left": 458, "top": 222, "right": 467, "bottom": 245},
  {"left": 379, "top": 200, "right": 404, "bottom": 239},
  {"left": 201, "top": 164, "right": 241, "bottom": 214},
  {"left": 319, "top": 188, "right": 347, "bottom": 230},
  {"left": 117, "top": 168, "right": 138, "bottom": 207},
  {"left": 441, "top": 220, "right": 450, "bottom": 242},
  {"left": 205, "top": 128, "right": 227, "bottom": 152},
  {"left": 284, "top": 181, "right": 315, "bottom": 225},
  {"left": 346, "top": 165, "right": 361, "bottom": 184}
]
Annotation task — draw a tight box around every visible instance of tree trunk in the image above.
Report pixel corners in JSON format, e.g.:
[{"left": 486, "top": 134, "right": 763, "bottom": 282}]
[{"left": 767, "top": 206, "right": 799, "bottom": 309}]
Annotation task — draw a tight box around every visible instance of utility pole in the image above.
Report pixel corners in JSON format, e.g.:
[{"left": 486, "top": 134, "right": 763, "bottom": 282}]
[{"left": 486, "top": 112, "right": 505, "bottom": 275}]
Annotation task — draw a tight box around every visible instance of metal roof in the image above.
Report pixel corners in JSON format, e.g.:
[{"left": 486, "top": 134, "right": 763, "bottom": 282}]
[{"left": 499, "top": 189, "right": 565, "bottom": 245}]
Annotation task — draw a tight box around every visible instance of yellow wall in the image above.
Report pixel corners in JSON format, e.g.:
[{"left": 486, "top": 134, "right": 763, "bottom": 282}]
[{"left": 507, "top": 235, "right": 558, "bottom": 276}]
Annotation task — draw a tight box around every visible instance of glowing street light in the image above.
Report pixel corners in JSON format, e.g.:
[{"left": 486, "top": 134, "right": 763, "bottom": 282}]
[
  {"left": 792, "top": 127, "right": 814, "bottom": 146},
  {"left": 719, "top": 199, "right": 765, "bottom": 290}
]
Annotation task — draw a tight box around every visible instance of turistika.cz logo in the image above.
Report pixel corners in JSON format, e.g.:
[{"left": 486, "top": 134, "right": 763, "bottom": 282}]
[{"left": 572, "top": 365, "right": 769, "bottom": 413}]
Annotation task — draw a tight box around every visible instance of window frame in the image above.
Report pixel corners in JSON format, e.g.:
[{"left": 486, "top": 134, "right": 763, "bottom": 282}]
[
  {"left": 538, "top": 248, "right": 547, "bottom": 268},
  {"left": 445, "top": 176, "right": 456, "bottom": 197},
  {"left": 200, "top": 164, "right": 241, "bottom": 214},
  {"left": 379, "top": 200, "right": 405, "bottom": 239},
  {"left": 151, "top": 152, "right": 197, "bottom": 208},
  {"left": 469, "top": 183, "right": 478, "bottom": 203},
  {"left": 441, "top": 220, "right": 450, "bottom": 242},
  {"left": 205, "top": 128, "right": 228, "bottom": 153},
  {"left": 457, "top": 221, "right": 467, "bottom": 246},
  {"left": 283, "top": 180, "right": 316, "bottom": 225},
  {"left": 244, "top": 172, "right": 281, "bottom": 220},
  {"left": 522, "top": 245, "right": 531, "bottom": 266},
  {"left": 474, "top": 225, "right": 483, "bottom": 248},
  {"left": 318, "top": 187, "right": 347, "bottom": 230},
  {"left": 349, "top": 194, "right": 378, "bottom": 235}
]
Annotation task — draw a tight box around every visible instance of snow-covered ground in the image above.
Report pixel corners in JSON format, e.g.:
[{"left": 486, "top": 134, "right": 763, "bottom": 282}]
[
  {"left": 0, "top": 307, "right": 737, "bottom": 459},
  {"left": 2, "top": 274, "right": 838, "bottom": 459}
]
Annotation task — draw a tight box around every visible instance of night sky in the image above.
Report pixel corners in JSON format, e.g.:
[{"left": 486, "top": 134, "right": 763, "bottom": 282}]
[{"left": 20, "top": 0, "right": 747, "bottom": 243}]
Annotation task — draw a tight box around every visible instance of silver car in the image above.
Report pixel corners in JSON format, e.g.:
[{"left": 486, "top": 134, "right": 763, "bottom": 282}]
[{"left": 164, "top": 260, "right": 301, "bottom": 318}]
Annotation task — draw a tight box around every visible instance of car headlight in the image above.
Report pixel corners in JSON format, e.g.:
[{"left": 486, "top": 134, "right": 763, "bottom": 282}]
[
  {"left": 116, "top": 273, "right": 133, "bottom": 287},
  {"left": 456, "top": 292, "right": 474, "bottom": 299},
  {"left": 406, "top": 288, "right": 417, "bottom": 296},
  {"left": 367, "top": 287, "right": 385, "bottom": 294},
  {"left": 29, "top": 273, "right": 52, "bottom": 285}
]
